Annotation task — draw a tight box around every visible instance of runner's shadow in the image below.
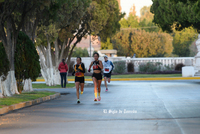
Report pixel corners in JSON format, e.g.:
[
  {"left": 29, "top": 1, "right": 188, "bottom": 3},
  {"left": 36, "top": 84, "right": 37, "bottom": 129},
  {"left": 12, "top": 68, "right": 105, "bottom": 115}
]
[
  {"left": 74, "top": 103, "right": 84, "bottom": 105},
  {"left": 94, "top": 103, "right": 101, "bottom": 105}
]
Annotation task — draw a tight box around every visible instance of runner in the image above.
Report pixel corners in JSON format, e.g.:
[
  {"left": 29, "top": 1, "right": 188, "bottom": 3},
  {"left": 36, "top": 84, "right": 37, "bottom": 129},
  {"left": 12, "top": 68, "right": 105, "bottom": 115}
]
[
  {"left": 88, "top": 52, "right": 103, "bottom": 101},
  {"left": 103, "top": 55, "right": 114, "bottom": 92},
  {"left": 72, "top": 57, "right": 85, "bottom": 104}
]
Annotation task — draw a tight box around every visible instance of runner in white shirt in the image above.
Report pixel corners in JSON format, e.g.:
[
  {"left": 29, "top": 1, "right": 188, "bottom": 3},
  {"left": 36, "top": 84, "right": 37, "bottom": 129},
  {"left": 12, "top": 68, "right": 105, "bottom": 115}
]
[{"left": 103, "top": 55, "right": 114, "bottom": 92}]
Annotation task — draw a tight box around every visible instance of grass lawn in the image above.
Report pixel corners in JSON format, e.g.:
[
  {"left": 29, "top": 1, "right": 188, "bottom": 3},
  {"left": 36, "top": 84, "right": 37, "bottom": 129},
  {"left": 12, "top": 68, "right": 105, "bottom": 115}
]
[
  {"left": 0, "top": 91, "right": 56, "bottom": 108},
  {"left": 111, "top": 74, "right": 182, "bottom": 78},
  {"left": 32, "top": 83, "right": 75, "bottom": 89},
  {"left": 37, "top": 74, "right": 182, "bottom": 80}
]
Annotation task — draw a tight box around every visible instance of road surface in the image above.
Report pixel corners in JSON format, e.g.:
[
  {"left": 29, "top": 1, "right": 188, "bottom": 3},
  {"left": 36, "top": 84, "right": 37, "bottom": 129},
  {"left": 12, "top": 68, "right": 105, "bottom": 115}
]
[{"left": 0, "top": 80, "right": 200, "bottom": 134}]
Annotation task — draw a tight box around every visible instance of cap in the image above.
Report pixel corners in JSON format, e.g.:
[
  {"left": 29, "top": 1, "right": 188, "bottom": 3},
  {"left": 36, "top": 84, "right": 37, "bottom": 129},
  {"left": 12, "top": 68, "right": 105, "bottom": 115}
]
[{"left": 104, "top": 55, "right": 108, "bottom": 58}]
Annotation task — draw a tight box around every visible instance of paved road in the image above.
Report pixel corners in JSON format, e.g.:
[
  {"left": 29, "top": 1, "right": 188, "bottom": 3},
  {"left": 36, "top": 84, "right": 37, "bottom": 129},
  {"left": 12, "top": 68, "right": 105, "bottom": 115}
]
[{"left": 0, "top": 80, "right": 200, "bottom": 134}]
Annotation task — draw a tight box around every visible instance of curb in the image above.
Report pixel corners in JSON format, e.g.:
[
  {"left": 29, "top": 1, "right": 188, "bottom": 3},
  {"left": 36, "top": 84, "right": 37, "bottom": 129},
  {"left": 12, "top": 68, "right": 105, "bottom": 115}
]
[
  {"left": 36, "top": 77, "right": 200, "bottom": 82},
  {"left": 0, "top": 93, "right": 60, "bottom": 115}
]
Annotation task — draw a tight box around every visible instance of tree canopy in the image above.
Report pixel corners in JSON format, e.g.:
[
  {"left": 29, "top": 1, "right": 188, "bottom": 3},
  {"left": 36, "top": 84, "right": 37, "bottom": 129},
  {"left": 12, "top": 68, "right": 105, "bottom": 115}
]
[
  {"left": 119, "top": 15, "right": 139, "bottom": 28},
  {"left": 112, "top": 29, "right": 173, "bottom": 57},
  {"left": 119, "top": 5, "right": 159, "bottom": 32},
  {"left": 101, "top": 38, "right": 113, "bottom": 50},
  {"left": 172, "top": 27, "right": 198, "bottom": 57},
  {"left": 151, "top": 0, "right": 200, "bottom": 32}
]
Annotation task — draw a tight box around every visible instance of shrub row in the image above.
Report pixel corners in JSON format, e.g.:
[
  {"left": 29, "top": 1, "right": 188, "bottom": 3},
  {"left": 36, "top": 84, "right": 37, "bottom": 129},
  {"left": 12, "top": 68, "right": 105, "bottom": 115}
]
[
  {"left": 68, "top": 60, "right": 185, "bottom": 74},
  {"left": 113, "top": 61, "right": 184, "bottom": 74}
]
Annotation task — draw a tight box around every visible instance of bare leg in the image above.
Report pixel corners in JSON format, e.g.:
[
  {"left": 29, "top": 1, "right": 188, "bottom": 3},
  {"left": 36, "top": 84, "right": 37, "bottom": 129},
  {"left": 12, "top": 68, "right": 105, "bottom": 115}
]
[
  {"left": 104, "top": 77, "right": 107, "bottom": 88},
  {"left": 97, "top": 80, "right": 102, "bottom": 94},
  {"left": 75, "top": 82, "right": 80, "bottom": 99},
  {"left": 92, "top": 77, "right": 98, "bottom": 98},
  {"left": 80, "top": 83, "right": 84, "bottom": 92},
  {"left": 108, "top": 78, "right": 111, "bottom": 83}
]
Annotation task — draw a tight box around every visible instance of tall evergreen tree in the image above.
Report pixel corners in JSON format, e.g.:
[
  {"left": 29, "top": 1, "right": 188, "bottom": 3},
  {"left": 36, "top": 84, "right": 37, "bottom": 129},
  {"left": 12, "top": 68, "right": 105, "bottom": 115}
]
[{"left": 15, "top": 32, "right": 40, "bottom": 93}]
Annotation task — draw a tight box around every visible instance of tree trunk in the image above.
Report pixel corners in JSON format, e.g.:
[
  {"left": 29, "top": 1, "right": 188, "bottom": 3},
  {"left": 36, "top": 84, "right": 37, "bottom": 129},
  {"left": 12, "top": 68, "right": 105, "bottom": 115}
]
[
  {"left": 1, "top": 20, "right": 19, "bottom": 96},
  {"left": 37, "top": 36, "right": 78, "bottom": 86},
  {"left": 37, "top": 43, "right": 57, "bottom": 86},
  {"left": 53, "top": 67, "right": 61, "bottom": 85},
  {"left": 0, "top": 76, "right": 11, "bottom": 96},
  {"left": 47, "top": 39, "right": 55, "bottom": 86},
  {"left": 23, "top": 79, "right": 33, "bottom": 92},
  {"left": 0, "top": 71, "right": 19, "bottom": 96}
]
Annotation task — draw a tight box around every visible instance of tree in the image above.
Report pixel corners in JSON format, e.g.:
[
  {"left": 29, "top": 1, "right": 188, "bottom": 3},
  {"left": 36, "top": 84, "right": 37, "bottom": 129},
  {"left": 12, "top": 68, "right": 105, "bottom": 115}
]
[
  {"left": 151, "top": 0, "right": 200, "bottom": 32},
  {"left": 98, "top": 0, "right": 124, "bottom": 42},
  {"left": 18, "top": 0, "right": 68, "bottom": 91},
  {"left": 15, "top": 32, "right": 40, "bottom": 93},
  {"left": 101, "top": 38, "right": 113, "bottom": 50},
  {"left": 36, "top": 0, "right": 90, "bottom": 86},
  {"left": 0, "top": 0, "right": 63, "bottom": 96},
  {"left": 140, "top": 6, "right": 154, "bottom": 22},
  {"left": 72, "top": 48, "right": 89, "bottom": 57},
  {"left": 0, "top": 42, "right": 9, "bottom": 81},
  {"left": 138, "top": 5, "right": 160, "bottom": 32},
  {"left": 173, "top": 27, "right": 198, "bottom": 57},
  {"left": 117, "top": 0, "right": 122, "bottom": 12},
  {"left": 36, "top": 0, "right": 123, "bottom": 86},
  {"left": 129, "top": 4, "right": 136, "bottom": 16},
  {"left": 0, "top": 42, "right": 10, "bottom": 95},
  {"left": 112, "top": 29, "right": 173, "bottom": 57},
  {"left": 119, "top": 15, "right": 139, "bottom": 28}
]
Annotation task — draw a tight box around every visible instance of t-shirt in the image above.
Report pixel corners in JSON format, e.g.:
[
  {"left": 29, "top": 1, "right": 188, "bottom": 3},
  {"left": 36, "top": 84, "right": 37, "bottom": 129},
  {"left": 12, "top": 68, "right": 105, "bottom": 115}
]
[
  {"left": 72, "top": 63, "right": 85, "bottom": 77},
  {"left": 103, "top": 60, "right": 114, "bottom": 73},
  {"left": 92, "top": 60, "right": 101, "bottom": 70}
]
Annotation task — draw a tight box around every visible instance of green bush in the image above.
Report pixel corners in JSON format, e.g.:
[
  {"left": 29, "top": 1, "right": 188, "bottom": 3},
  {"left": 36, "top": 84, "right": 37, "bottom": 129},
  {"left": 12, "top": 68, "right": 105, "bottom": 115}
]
[
  {"left": 113, "top": 61, "right": 126, "bottom": 74},
  {"left": 139, "top": 62, "right": 163, "bottom": 73},
  {"left": 164, "top": 64, "right": 174, "bottom": 71},
  {"left": 127, "top": 62, "right": 134, "bottom": 72}
]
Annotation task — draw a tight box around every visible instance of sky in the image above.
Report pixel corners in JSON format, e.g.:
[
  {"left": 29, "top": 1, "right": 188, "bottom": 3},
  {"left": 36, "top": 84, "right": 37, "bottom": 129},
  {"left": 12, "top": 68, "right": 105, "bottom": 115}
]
[{"left": 121, "top": 0, "right": 153, "bottom": 16}]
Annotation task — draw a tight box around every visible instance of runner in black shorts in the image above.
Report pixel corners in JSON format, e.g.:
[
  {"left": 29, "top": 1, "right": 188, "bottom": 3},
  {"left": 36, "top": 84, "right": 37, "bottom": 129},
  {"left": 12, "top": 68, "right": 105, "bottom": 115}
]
[
  {"left": 72, "top": 57, "right": 85, "bottom": 104},
  {"left": 88, "top": 52, "right": 103, "bottom": 101},
  {"left": 103, "top": 55, "right": 114, "bottom": 92}
]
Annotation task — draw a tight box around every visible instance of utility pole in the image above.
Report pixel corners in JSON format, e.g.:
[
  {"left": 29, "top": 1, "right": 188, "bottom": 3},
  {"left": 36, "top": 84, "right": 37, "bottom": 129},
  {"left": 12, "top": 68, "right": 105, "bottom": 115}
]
[{"left": 90, "top": 35, "right": 92, "bottom": 57}]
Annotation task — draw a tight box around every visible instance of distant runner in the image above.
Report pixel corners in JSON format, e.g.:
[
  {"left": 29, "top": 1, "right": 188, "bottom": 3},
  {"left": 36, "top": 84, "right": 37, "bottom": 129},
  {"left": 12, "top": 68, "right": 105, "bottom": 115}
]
[
  {"left": 72, "top": 57, "right": 85, "bottom": 104},
  {"left": 103, "top": 55, "right": 114, "bottom": 92}
]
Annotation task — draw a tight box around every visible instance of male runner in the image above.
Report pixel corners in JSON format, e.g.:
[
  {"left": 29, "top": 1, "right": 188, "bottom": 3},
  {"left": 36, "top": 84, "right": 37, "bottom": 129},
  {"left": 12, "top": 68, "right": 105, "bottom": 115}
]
[{"left": 103, "top": 55, "right": 114, "bottom": 92}]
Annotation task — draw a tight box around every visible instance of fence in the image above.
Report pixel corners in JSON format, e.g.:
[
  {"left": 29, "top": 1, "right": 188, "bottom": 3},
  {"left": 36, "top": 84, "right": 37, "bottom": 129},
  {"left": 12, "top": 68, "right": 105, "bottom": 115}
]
[{"left": 70, "top": 57, "right": 195, "bottom": 72}]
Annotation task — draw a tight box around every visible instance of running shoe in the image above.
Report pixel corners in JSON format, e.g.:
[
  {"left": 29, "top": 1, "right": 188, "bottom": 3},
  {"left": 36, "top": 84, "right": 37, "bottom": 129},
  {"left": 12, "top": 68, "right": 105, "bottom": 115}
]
[
  {"left": 98, "top": 96, "right": 101, "bottom": 101},
  {"left": 94, "top": 98, "right": 98, "bottom": 101},
  {"left": 81, "top": 91, "right": 83, "bottom": 95},
  {"left": 77, "top": 99, "right": 80, "bottom": 104},
  {"left": 105, "top": 88, "right": 108, "bottom": 92}
]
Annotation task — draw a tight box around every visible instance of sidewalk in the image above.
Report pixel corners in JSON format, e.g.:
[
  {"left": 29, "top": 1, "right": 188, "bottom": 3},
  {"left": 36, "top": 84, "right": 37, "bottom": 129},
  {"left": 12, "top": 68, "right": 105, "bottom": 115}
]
[{"left": 36, "top": 77, "right": 200, "bottom": 82}]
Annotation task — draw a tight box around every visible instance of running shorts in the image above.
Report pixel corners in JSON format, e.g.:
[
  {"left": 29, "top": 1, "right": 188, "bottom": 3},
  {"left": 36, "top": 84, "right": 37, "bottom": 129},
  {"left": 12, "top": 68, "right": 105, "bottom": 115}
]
[
  {"left": 104, "top": 72, "right": 111, "bottom": 78},
  {"left": 75, "top": 77, "right": 85, "bottom": 83},
  {"left": 92, "top": 73, "right": 102, "bottom": 80}
]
